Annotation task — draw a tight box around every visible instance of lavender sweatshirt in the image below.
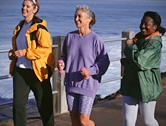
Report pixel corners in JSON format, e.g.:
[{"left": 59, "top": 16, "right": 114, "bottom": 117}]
[{"left": 62, "top": 31, "right": 110, "bottom": 98}]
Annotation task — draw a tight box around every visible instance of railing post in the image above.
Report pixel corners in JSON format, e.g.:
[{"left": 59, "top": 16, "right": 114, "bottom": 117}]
[
  {"left": 52, "top": 36, "right": 68, "bottom": 114},
  {"left": 121, "top": 31, "right": 135, "bottom": 76}
]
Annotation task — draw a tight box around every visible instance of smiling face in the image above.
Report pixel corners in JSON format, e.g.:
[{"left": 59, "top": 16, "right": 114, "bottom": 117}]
[
  {"left": 21, "top": 0, "right": 37, "bottom": 20},
  {"left": 74, "top": 9, "right": 92, "bottom": 29},
  {"left": 139, "top": 16, "right": 157, "bottom": 37}
]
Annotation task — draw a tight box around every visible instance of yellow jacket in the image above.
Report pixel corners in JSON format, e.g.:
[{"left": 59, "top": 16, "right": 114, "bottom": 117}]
[{"left": 9, "top": 16, "right": 55, "bottom": 81}]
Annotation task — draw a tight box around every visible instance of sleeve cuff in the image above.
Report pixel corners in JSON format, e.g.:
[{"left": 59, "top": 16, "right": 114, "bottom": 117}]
[
  {"left": 22, "top": 49, "right": 27, "bottom": 56},
  {"left": 88, "top": 65, "right": 99, "bottom": 76}
]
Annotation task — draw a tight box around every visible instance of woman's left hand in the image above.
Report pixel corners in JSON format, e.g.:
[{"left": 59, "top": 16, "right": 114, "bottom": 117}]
[
  {"left": 80, "top": 67, "right": 90, "bottom": 80},
  {"left": 14, "top": 50, "right": 24, "bottom": 58}
]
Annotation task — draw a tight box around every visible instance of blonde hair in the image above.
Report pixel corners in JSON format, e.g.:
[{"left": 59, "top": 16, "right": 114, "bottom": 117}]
[{"left": 24, "top": 0, "right": 40, "bottom": 14}]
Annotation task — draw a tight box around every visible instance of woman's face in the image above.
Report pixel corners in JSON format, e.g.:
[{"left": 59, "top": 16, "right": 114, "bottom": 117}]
[
  {"left": 22, "top": 0, "right": 37, "bottom": 19},
  {"left": 139, "top": 16, "right": 157, "bottom": 37},
  {"left": 74, "top": 9, "right": 91, "bottom": 29}
]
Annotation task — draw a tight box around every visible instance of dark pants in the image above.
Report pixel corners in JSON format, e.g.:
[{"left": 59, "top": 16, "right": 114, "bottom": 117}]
[{"left": 13, "top": 66, "right": 54, "bottom": 126}]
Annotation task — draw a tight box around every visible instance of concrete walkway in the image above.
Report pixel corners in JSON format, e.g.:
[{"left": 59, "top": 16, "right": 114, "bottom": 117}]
[
  {"left": 30, "top": 86, "right": 166, "bottom": 126},
  {"left": 1, "top": 87, "right": 166, "bottom": 126}
]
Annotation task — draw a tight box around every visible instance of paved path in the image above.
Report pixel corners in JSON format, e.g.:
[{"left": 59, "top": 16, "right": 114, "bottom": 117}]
[
  {"left": 53, "top": 86, "right": 166, "bottom": 126},
  {"left": 0, "top": 87, "right": 166, "bottom": 126}
]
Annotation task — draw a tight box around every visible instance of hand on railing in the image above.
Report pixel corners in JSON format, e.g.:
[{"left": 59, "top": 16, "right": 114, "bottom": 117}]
[
  {"left": 80, "top": 67, "right": 89, "bottom": 80},
  {"left": 57, "top": 60, "right": 65, "bottom": 74}
]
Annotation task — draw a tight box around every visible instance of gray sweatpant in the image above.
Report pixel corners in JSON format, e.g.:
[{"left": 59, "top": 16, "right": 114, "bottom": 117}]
[{"left": 122, "top": 96, "right": 159, "bottom": 126}]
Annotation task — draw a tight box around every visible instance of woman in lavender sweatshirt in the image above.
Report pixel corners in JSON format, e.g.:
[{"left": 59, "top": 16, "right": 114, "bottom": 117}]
[{"left": 58, "top": 5, "right": 110, "bottom": 126}]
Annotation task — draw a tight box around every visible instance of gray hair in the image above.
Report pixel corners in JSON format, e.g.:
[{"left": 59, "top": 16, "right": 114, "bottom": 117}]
[
  {"left": 76, "top": 5, "right": 96, "bottom": 27},
  {"left": 76, "top": 5, "right": 93, "bottom": 18}
]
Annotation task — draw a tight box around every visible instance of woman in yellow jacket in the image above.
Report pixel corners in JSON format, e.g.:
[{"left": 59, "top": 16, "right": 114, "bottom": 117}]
[{"left": 8, "top": 0, "right": 55, "bottom": 126}]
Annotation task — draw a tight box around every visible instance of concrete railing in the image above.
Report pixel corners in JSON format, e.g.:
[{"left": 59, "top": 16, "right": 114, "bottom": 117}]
[{"left": 0, "top": 31, "right": 166, "bottom": 115}]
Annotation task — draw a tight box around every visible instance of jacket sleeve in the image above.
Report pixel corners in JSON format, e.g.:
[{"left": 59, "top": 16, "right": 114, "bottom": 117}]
[
  {"left": 89, "top": 39, "right": 110, "bottom": 76},
  {"left": 22, "top": 28, "right": 52, "bottom": 60},
  {"left": 124, "top": 38, "right": 162, "bottom": 70}
]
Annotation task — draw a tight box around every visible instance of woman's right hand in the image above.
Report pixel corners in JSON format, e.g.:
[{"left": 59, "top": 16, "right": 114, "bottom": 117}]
[
  {"left": 57, "top": 60, "right": 65, "bottom": 74},
  {"left": 8, "top": 50, "right": 16, "bottom": 60},
  {"left": 125, "top": 39, "right": 134, "bottom": 45}
]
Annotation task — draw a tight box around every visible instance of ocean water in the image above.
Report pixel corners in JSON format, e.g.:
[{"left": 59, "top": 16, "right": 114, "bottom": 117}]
[{"left": 0, "top": 0, "right": 166, "bottom": 102}]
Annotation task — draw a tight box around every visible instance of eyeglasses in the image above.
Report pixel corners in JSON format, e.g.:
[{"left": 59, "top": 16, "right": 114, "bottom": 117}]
[{"left": 141, "top": 20, "right": 153, "bottom": 26}]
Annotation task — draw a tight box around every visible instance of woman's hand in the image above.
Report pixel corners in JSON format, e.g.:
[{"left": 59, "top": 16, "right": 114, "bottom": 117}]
[
  {"left": 57, "top": 60, "right": 65, "bottom": 74},
  {"left": 8, "top": 49, "right": 24, "bottom": 60},
  {"left": 80, "top": 67, "right": 90, "bottom": 80},
  {"left": 125, "top": 39, "right": 134, "bottom": 45},
  {"left": 14, "top": 50, "right": 24, "bottom": 58},
  {"left": 8, "top": 50, "right": 16, "bottom": 60}
]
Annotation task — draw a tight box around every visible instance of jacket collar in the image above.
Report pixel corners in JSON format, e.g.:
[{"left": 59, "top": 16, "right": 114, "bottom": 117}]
[
  {"left": 133, "top": 31, "right": 160, "bottom": 43},
  {"left": 13, "top": 16, "right": 47, "bottom": 35}
]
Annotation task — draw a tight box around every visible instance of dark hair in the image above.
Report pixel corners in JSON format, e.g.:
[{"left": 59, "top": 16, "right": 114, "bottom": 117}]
[{"left": 143, "top": 11, "right": 166, "bottom": 35}]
